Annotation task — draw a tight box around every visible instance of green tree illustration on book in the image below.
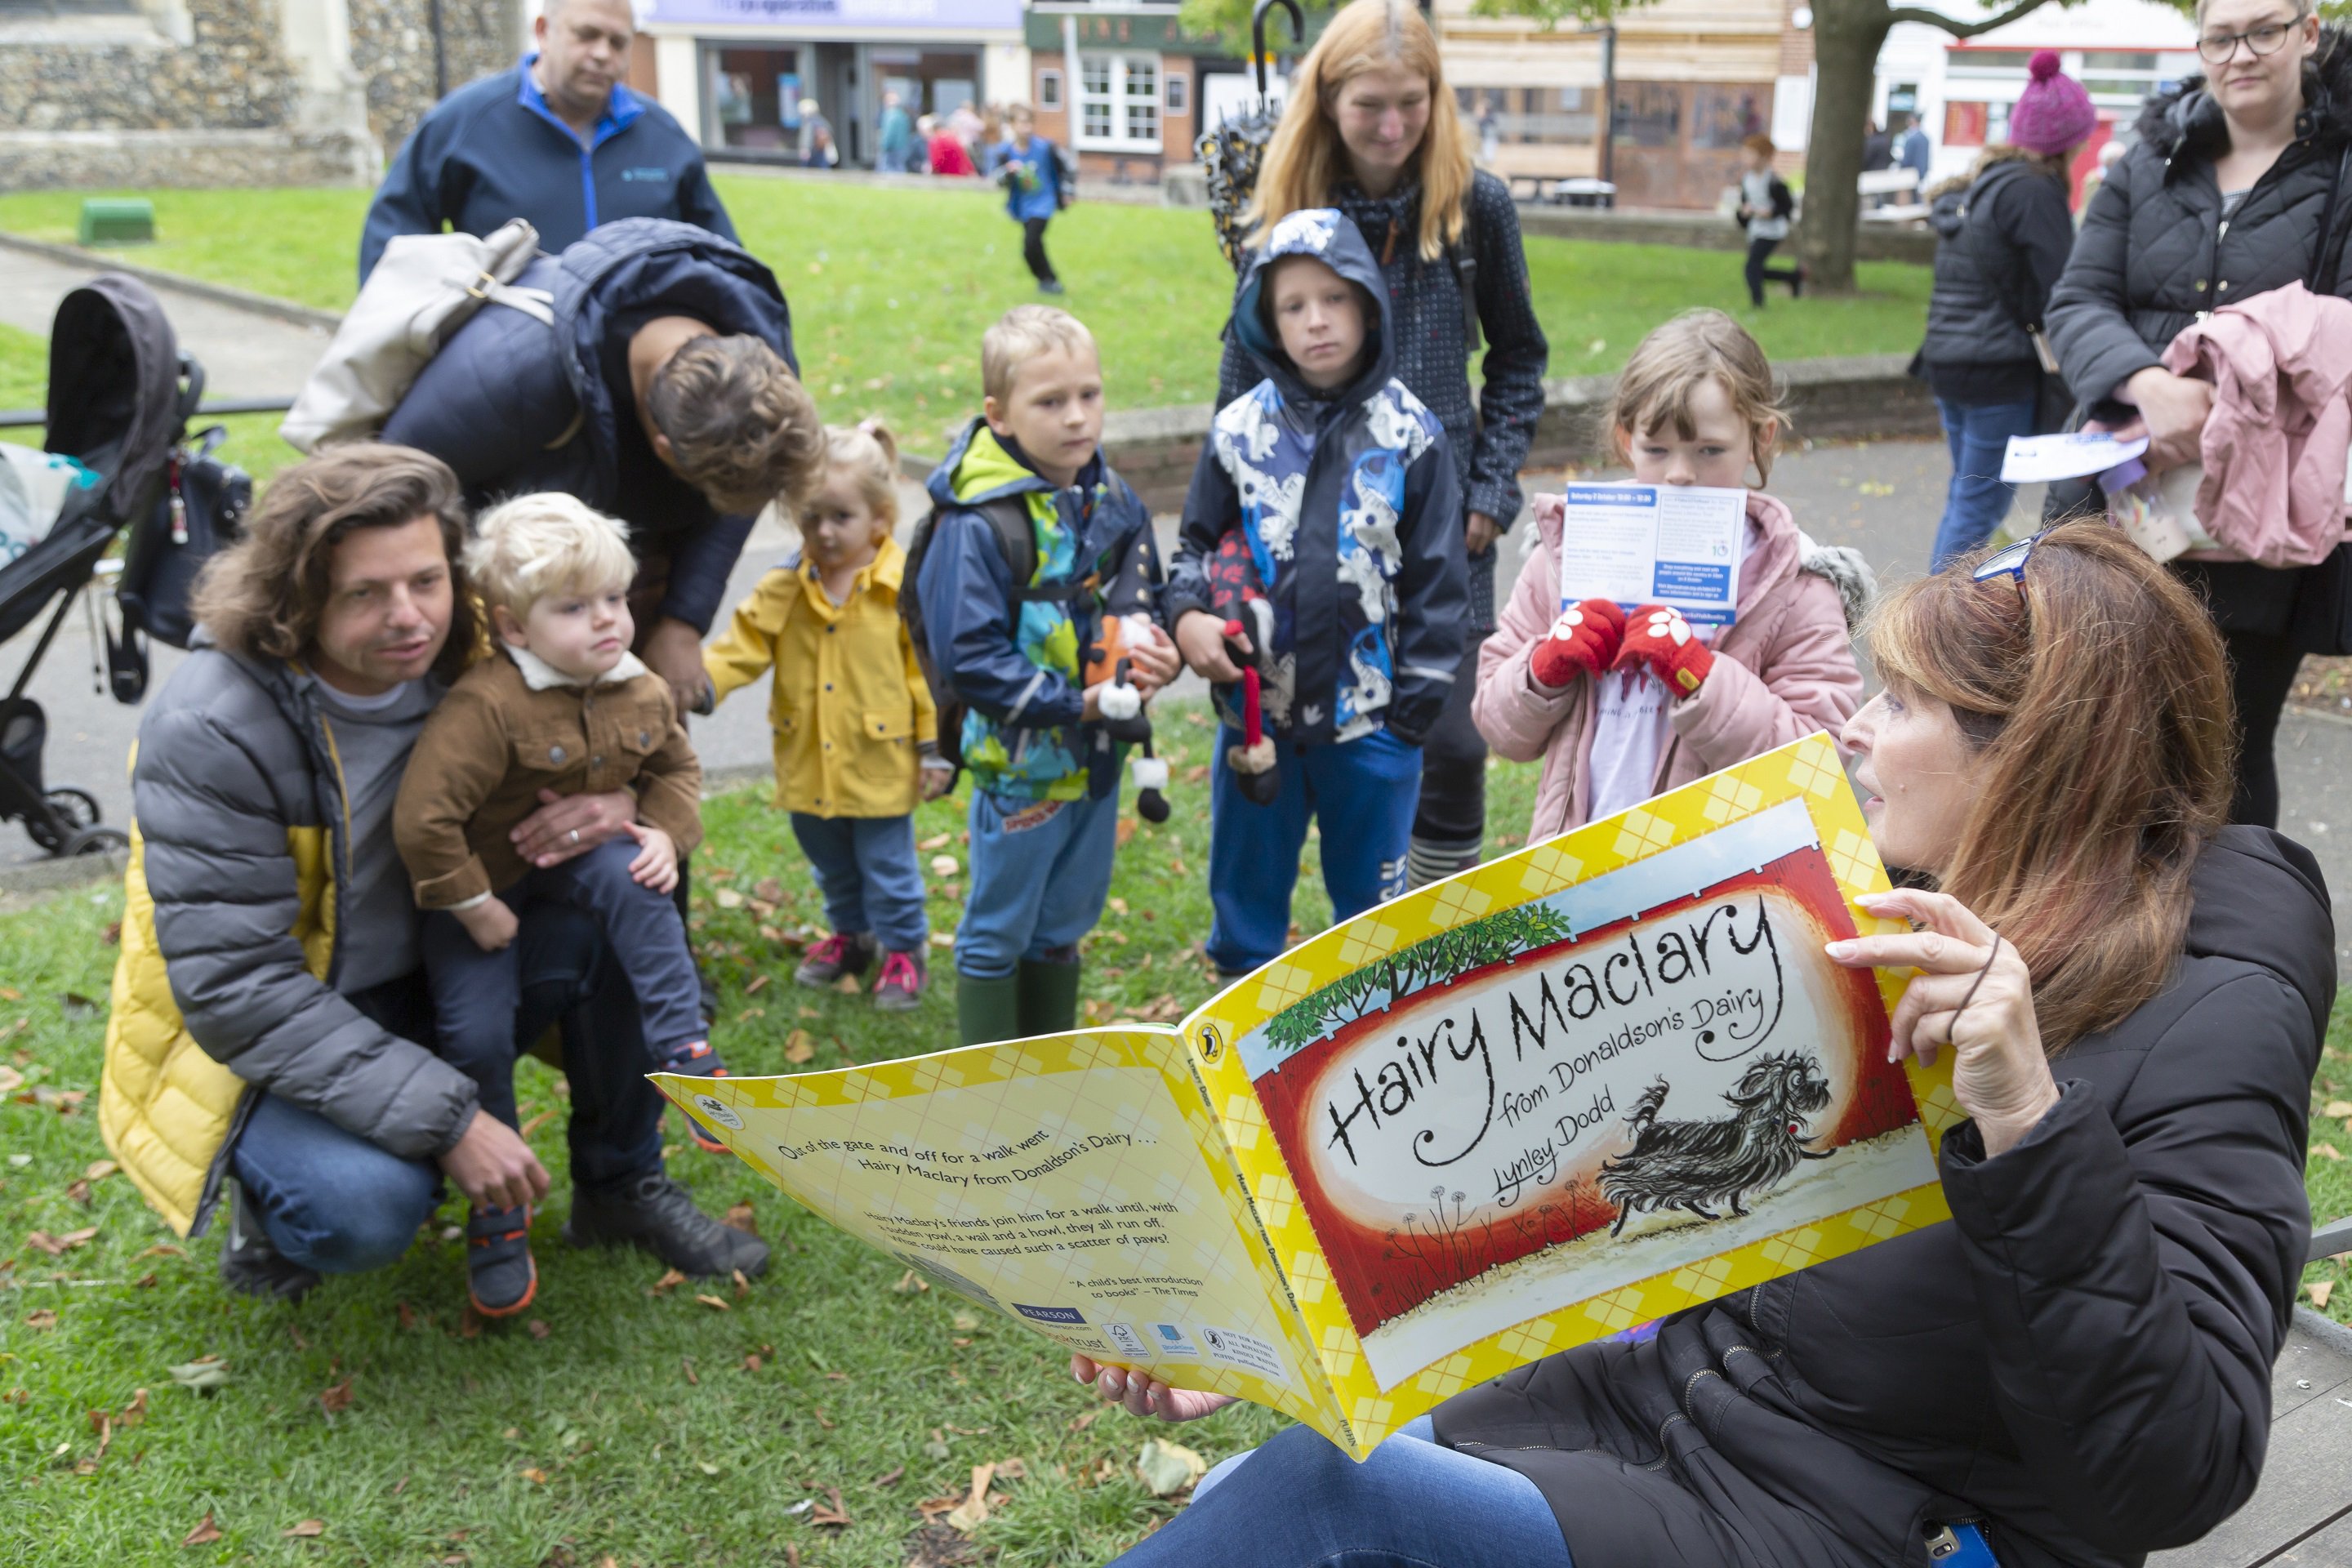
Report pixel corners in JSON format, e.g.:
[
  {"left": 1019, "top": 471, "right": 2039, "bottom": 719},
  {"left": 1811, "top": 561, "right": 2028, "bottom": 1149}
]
[{"left": 1259, "top": 904, "right": 1579, "bottom": 1058}]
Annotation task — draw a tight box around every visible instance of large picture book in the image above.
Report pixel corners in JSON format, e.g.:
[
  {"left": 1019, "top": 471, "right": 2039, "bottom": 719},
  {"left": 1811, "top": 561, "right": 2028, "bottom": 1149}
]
[{"left": 653, "top": 733, "right": 1962, "bottom": 1460}]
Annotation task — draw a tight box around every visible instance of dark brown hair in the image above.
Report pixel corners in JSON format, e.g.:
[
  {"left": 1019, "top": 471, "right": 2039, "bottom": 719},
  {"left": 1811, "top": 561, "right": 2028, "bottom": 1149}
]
[
  {"left": 189, "top": 443, "right": 477, "bottom": 684},
  {"left": 1867, "top": 521, "right": 2234, "bottom": 1049},
  {"left": 646, "top": 334, "right": 826, "bottom": 513}
]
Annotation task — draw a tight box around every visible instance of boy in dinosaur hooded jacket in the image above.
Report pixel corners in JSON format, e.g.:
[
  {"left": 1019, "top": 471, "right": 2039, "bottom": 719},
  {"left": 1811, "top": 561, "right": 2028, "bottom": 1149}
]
[
  {"left": 1166, "top": 208, "right": 1469, "bottom": 977},
  {"left": 915, "top": 305, "right": 1179, "bottom": 1045}
]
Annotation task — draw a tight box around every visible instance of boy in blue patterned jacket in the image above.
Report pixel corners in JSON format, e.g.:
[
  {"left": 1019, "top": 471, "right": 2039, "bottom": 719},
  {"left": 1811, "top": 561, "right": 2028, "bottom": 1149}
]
[
  {"left": 1166, "top": 209, "right": 1468, "bottom": 977},
  {"left": 915, "top": 305, "right": 1180, "bottom": 1045}
]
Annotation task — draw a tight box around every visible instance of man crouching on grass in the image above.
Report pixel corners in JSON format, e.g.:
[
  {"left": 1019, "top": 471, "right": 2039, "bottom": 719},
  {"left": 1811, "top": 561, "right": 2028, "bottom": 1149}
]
[{"left": 96, "top": 443, "right": 765, "bottom": 1303}]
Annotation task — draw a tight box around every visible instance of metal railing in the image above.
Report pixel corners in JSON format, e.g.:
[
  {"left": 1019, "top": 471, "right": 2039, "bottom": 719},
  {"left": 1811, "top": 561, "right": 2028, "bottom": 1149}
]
[{"left": 0, "top": 395, "right": 295, "bottom": 432}]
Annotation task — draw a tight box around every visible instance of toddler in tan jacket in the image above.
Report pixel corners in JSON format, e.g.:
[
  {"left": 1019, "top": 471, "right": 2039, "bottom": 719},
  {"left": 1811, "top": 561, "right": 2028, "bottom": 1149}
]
[{"left": 392, "top": 493, "right": 723, "bottom": 1320}]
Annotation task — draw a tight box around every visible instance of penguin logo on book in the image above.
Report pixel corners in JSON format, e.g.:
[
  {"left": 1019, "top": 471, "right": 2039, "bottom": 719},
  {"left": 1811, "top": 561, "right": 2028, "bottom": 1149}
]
[{"left": 693, "top": 1095, "right": 744, "bottom": 1131}]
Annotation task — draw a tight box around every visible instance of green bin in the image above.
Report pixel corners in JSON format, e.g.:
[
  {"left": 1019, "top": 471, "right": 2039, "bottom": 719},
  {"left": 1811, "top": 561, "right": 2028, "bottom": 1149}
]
[{"left": 78, "top": 198, "right": 154, "bottom": 247}]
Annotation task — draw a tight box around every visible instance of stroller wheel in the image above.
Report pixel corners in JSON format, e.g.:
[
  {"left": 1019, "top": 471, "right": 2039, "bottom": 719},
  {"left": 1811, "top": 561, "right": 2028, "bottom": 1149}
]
[
  {"left": 24, "top": 787, "right": 102, "bottom": 853},
  {"left": 62, "top": 825, "right": 128, "bottom": 858}
]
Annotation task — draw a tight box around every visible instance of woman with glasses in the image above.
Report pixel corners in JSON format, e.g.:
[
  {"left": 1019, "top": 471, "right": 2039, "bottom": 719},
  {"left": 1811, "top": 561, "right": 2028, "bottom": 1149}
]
[
  {"left": 1072, "top": 522, "right": 2331, "bottom": 1568},
  {"left": 2045, "top": 0, "right": 2343, "bottom": 827}
]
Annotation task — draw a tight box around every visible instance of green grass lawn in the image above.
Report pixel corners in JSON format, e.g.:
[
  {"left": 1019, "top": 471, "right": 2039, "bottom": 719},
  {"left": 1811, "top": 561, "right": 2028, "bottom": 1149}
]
[
  {"left": 0, "top": 180, "right": 1933, "bottom": 457},
  {"left": 2, "top": 726, "right": 2349, "bottom": 1565}
]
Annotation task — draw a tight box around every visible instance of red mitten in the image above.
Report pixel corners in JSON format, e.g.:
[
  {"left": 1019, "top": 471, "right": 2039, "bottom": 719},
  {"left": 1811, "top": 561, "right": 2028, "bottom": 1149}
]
[
  {"left": 1611, "top": 605, "right": 1715, "bottom": 696},
  {"left": 1528, "top": 598, "right": 1627, "bottom": 689}
]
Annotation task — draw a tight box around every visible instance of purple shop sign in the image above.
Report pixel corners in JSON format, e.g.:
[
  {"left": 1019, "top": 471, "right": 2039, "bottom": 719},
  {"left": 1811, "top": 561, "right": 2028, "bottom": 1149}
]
[{"left": 639, "top": 0, "right": 1023, "bottom": 29}]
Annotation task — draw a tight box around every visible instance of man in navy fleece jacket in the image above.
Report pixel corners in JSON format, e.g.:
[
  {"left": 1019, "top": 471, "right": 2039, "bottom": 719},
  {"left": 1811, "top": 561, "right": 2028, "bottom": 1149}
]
[{"left": 359, "top": 0, "right": 733, "bottom": 282}]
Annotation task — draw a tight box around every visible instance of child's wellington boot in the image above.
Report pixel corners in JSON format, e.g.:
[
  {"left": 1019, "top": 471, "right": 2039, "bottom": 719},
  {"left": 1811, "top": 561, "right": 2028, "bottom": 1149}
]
[
  {"left": 1015, "top": 956, "right": 1083, "bottom": 1036},
  {"left": 956, "top": 971, "right": 1023, "bottom": 1045}
]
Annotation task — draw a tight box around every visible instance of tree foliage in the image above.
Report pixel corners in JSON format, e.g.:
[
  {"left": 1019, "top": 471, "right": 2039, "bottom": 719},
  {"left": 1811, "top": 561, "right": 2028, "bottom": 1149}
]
[{"left": 1259, "top": 902, "right": 1577, "bottom": 1056}]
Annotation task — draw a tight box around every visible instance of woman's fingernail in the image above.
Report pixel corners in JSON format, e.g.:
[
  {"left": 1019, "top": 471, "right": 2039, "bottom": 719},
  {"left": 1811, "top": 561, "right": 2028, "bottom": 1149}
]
[{"left": 1825, "top": 940, "right": 1857, "bottom": 958}]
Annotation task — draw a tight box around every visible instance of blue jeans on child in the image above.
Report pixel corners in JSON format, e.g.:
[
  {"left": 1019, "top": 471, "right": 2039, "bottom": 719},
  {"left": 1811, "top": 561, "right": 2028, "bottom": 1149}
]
[
  {"left": 955, "top": 787, "right": 1120, "bottom": 979},
  {"left": 1205, "top": 726, "right": 1423, "bottom": 974},
  {"left": 1109, "top": 1416, "right": 1572, "bottom": 1567},
  {"left": 421, "top": 836, "right": 703, "bottom": 1126},
  {"left": 229, "top": 904, "right": 668, "bottom": 1273},
  {"left": 1932, "top": 396, "right": 2039, "bottom": 570},
  {"left": 790, "top": 812, "right": 928, "bottom": 953}
]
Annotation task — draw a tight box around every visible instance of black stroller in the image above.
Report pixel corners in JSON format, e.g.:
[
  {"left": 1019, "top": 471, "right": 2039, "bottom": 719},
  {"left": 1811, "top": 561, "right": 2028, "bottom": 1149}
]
[{"left": 0, "top": 275, "right": 200, "bottom": 858}]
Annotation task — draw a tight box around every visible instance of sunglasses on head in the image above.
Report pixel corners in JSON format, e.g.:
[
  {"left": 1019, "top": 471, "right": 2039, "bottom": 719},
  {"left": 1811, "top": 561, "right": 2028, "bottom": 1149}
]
[{"left": 1971, "top": 531, "right": 2044, "bottom": 598}]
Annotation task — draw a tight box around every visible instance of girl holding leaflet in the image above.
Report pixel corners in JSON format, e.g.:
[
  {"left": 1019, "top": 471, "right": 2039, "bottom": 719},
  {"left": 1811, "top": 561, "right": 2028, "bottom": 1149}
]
[{"left": 1472, "top": 310, "right": 1869, "bottom": 838}]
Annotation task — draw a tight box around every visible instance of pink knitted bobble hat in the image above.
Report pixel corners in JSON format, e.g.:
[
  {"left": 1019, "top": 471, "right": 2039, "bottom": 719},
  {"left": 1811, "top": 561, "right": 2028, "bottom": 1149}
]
[{"left": 2007, "top": 50, "right": 2097, "bottom": 156}]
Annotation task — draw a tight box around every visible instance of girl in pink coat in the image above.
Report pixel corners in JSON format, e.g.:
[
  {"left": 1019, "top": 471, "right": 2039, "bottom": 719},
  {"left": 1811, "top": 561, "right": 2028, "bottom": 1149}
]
[{"left": 1477, "top": 310, "right": 1871, "bottom": 840}]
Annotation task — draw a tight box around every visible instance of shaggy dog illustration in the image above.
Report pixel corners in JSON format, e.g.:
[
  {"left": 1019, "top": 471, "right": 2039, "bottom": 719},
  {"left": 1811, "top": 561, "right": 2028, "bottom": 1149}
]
[{"left": 1600, "top": 1052, "right": 1838, "bottom": 1236}]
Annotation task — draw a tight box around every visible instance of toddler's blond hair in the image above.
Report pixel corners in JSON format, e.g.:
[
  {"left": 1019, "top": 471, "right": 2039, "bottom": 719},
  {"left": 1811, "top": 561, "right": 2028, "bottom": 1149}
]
[
  {"left": 982, "top": 305, "right": 1097, "bottom": 403},
  {"left": 813, "top": 420, "right": 902, "bottom": 533},
  {"left": 465, "top": 492, "right": 637, "bottom": 619}
]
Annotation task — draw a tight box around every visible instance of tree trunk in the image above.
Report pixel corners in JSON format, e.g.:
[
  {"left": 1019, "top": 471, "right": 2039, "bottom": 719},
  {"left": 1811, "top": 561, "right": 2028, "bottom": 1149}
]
[{"left": 1796, "top": 0, "right": 1894, "bottom": 293}]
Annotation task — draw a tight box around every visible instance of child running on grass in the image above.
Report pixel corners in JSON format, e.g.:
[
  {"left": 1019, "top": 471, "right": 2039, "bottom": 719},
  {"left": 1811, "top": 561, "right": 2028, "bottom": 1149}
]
[
  {"left": 1165, "top": 208, "right": 1468, "bottom": 979},
  {"left": 1736, "top": 134, "right": 1803, "bottom": 308},
  {"left": 1473, "top": 309, "right": 1868, "bottom": 841},
  {"left": 991, "top": 105, "right": 1071, "bottom": 296},
  {"left": 392, "top": 493, "right": 715, "bottom": 1320},
  {"left": 703, "top": 421, "right": 950, "bottom": 1013},
  {"left": 912, "top": 305, "right": 1180, "bottom": 1045}
]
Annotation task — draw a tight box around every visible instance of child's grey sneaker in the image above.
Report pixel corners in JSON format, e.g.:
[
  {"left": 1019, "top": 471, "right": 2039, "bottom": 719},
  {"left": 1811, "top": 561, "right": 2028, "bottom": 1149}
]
[
  {"left": 795, "top": 932, "right": 875, "bottom": 987},
  {"left": 873, "top": 950, "right": 927, "bottom": 1012}
]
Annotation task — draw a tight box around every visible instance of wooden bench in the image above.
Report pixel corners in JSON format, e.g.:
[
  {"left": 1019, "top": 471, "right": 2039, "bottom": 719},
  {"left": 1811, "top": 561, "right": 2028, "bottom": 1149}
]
[
  {"left": 1859, "top": 167, "right": 1929, "bottom": 225},
  {"left": 2151, "top": 1215, "right": 2352, "bottom": 1567}
]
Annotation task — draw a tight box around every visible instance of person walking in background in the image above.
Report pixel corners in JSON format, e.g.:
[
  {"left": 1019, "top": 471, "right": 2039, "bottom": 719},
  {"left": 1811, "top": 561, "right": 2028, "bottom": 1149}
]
[
  {"left": 1916, "top": 51, "right": 2091, "bottom": 568},
  {"left": 878, "top": 90, "right": 918, "bottom": 173},
  {"left": 1862, "top": 118, "right": 1894, "bottom": 172},
  {"left": 2046, "top": 0, "right": 2347, "bottom": 827},
  {"left": 1896, "top": 112, "right": 1935, "bottom": 182},
  {"left": 359, "top": 0, "right": 731, "bottom": 282},
  {"left": 1735, "top": 134, "right": 1802, "bottom": 307},
  {"left": 922, "top": 114, "right": 978, "bottom": 176},
  {"left": 800, "top": 99, "right": 840, "bottom": 168},
  {"left": 1229, "top": 0, "right": 1548, "bottom": 893},
  {"left": 992, "top": 106, "right": 1071, "bottom": 295}
]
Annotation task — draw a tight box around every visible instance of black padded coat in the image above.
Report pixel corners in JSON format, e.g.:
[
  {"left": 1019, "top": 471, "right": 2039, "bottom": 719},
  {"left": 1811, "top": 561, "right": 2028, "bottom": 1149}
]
[
  {"left": 1432, "top": 827, "right": 2332, "bottom": 1568},
  {"left": 2046, "top": 36, "right": 2352, "bottom": 420}
]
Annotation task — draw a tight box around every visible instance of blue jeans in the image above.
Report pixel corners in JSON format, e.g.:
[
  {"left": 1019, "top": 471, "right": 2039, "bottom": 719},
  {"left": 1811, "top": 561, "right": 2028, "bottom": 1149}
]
[
  {"left": 229, "top": 903, "right": 667, "bottom": 1274},
  {"left": 421, "top": 838, "right": 705, "bottom": 1125},
  {"left": 1206, "top": 727, "right": 1423, "bottom": 974},
  {"left": 791, "top": 811, "right": 928, "bottom": 953},
  {"left": 1932, "top": 396, "right": 2039, "bottom": 570},
  {"left": 954, "top": 787, "right": 1120, "bottom": 978},
  {"left": 1110, "top": 1417, "right": 1572, "bottom": 1567}
]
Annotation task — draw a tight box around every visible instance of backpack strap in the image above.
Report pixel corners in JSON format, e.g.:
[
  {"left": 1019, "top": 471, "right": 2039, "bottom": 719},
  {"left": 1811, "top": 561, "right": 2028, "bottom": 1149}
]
[
  {"left": 978, "top": 493, "right": 1103, "bottom": 606},
  {"left": 1446, "top": 193, "right": 1483, "bottom": 354}
]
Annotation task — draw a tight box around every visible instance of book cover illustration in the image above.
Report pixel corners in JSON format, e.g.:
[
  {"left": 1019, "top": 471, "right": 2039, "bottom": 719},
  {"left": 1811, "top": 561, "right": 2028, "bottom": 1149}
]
[{"left": 656, "top": 733, "right": 1963, "bottom": 1457}]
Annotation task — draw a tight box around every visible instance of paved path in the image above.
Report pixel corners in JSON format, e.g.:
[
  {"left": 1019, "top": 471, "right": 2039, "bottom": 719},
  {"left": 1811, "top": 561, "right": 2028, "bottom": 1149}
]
[{"left": 0, "top": 245, "right": 327, "bottom": 404}]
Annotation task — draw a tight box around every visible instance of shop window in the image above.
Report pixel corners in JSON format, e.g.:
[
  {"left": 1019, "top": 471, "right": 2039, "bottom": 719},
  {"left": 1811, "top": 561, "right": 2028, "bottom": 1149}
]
[
  {"left": 706, "top": 44, "right": 804, "bottom": 154},
  {"left": 1040, "top": 68, "right": 1063, "bottom": 112},
  {"left": 1166, "top": 73, "right": 1188, "bottom": 115},
  {"left": 1078, "top": 52, "right": 1161, "bottom": 150},
  {"left": 1690, "top": 87, "right": 1766, "bottom": 150}
]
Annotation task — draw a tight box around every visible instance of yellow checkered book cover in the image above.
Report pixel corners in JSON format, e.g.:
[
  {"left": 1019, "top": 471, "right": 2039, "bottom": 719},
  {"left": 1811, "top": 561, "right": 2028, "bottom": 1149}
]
[{"left": 655, "top": 733, "right": 1958, "bottom": 1459}]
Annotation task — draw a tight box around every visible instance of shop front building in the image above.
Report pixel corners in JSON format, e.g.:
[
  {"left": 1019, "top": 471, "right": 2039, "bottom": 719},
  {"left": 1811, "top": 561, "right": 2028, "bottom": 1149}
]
[
  {"left": 633, "top": 0, "right": 1029, "bottom": 168},
  {"left": 1023, "top": 2, "right": 1285, "bottom": 184}
]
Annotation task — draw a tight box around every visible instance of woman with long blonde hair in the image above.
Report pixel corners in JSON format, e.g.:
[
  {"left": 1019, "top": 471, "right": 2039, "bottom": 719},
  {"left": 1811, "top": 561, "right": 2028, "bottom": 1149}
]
[
  {"left": 1228, "top": 0, "right": 1548, "bottom": 894},
  {"left": 1079, "top": 523, "right": 2331, "bottom": 1568}
]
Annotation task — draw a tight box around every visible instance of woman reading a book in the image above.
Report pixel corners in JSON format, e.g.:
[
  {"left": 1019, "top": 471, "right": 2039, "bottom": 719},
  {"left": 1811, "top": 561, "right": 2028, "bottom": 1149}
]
[{"left": 1080, "top": 522, "right": 2332, "bottom": 1568}]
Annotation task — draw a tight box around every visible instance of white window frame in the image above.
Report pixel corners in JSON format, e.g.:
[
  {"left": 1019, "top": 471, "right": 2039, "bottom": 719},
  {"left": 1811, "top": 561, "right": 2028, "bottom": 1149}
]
[
  {"left": 1165, "top": 72, "right": 1189, "bottom": 115},
  {"left": 1038, "top": 67, "right": 1063, "bottom": 112},
  {"left": 1075, "top": 51, "right": 1161, "bottom": 152}
]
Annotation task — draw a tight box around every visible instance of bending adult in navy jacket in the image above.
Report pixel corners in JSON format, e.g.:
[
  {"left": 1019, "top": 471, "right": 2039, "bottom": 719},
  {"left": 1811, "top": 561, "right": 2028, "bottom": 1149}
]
[
  {"left": 359, "top": 0, "right": 733, "bottom": 283},
  {"left": 379, "top": 218, "right": 822, "bottom": 710}
]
